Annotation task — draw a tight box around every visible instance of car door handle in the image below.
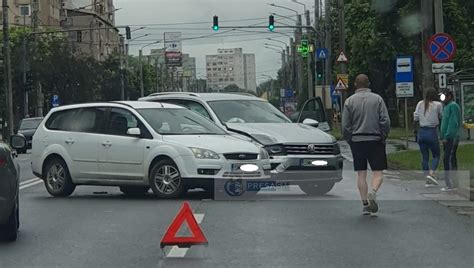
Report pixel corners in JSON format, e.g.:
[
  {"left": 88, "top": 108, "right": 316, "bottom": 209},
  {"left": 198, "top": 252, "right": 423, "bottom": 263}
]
[
  {"left": 65, "top": 138, "right": 75, "bottom": 145},
  {"left": 102, "top": 141, "right": 112, "bottom": 147}
]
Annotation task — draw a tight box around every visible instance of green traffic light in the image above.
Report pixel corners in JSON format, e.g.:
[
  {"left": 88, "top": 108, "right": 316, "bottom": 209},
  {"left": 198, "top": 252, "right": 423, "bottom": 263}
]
[
  {"left": 213, "top": 25, "right": 219, "bottom": 31},
  {"left": 269, "top": 25, "right": 275, "bottom": 31}
]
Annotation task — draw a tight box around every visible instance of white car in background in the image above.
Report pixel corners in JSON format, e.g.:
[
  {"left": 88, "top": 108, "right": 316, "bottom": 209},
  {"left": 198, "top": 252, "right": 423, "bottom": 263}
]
[
  {"left": 140, "top": 93, "right": 343, "bottom": 195},
  {"left": 22, "top": 101, "right": 270, "bottom": 199}
]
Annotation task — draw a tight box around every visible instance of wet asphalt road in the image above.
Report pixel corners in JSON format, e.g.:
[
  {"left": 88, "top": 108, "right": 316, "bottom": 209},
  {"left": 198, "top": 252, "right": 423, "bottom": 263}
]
[{"left": 0, "top": 152, "right": 473, "bottom": 268}]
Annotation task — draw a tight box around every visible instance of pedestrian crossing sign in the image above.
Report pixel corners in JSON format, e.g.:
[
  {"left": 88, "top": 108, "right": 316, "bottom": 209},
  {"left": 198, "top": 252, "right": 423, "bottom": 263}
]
[{"left": 317, "top": 48, "right": 328, "bottom": 59}]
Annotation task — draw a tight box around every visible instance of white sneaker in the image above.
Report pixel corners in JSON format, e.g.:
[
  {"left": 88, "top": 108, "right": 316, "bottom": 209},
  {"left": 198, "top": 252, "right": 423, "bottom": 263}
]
[
  {"left": 426, "top": 175, "right": 440, "bottom": 185},
  {"left": 440, "top": 187, "right": 457, "bottom": 192}
]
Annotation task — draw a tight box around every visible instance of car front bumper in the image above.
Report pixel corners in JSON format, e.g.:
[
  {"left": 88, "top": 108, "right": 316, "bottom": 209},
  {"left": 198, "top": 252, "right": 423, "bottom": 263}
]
[
  {"left": 177, "top": 155, "right": 272, "bottom": 181},
  {"left": 268, "top": 154, "right": 343, "bottom": 183}
]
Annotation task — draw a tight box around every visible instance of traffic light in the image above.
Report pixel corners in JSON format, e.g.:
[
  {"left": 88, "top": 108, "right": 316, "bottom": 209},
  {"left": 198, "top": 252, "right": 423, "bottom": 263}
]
[
  {"left": 297, "top": 39, "right": 309, "bottom": 57},
  {"left": 316, "top": 61, "right": 323, "bottom": 80},
  {"left": 125, "top": 26, "right": 131, "bottom": 40},
  {"left": 213, "top": 16, "right": 219, "bottom": 31},
  {"left": 268, "top": 15, "right": 275, "bottom": 31}
]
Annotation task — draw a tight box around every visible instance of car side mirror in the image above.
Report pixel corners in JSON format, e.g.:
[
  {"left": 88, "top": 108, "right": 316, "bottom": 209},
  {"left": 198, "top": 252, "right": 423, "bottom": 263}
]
[
  {"left": 10, "top": 134, "right": 27, "bottom": 150},
  {"left": 127, "top": 127, "right": 141, "bottom": 137},
  {"left": 302, "top": 118, "right": 319, "bottom": 128}
]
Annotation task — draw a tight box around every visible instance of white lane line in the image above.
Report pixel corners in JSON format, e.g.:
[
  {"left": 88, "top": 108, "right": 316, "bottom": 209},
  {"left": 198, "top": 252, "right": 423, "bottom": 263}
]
[
  {"left": 166, "top": 213, "right": 205, "bottom": 258},
  {"left": 342, "top": 153, "right": 353, "bottom": 162},
  {"left": 20, "top": 177, "right": 41, "bottom": 186},
  {"left": 20, "top": 179, "right": 42, "bottom": 190}
]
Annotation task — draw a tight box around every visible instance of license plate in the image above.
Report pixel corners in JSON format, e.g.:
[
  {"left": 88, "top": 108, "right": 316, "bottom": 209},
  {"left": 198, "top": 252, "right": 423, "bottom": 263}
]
[
  {"left": 301, "top": 159, "right": 328, "bottom": 167},
  {"left": 231, "top": 163, "right": 257, "bottom": 172}
]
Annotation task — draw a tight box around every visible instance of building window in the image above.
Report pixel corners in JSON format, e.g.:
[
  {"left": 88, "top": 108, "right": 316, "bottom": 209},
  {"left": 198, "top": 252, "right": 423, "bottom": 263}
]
[
  {"left": 219, "top": 78, "right": 223, "bottom": 81},
  {"left": 230, "top": 78, "right": 234, "bottom": 81},
  {"left": 76, "top": 31, "right": 82, "bottom": 42},
  {"left": 207, "top": 68, "right": 211, "bottom": 71},
  {"left": 212, "top": 63, "right": 217, "bottom": 66},
  {"left": 19, "top": 4, "right": 31, "bottom": 16},
  {"left": 213, "top": 68, "right": 217, "bottom": 71}
]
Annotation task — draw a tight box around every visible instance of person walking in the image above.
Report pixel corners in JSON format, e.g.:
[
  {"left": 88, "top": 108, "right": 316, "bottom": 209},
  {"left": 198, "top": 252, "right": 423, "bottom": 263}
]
[
  {"left": 413, "top": 88, "right": 443, "bottom": 187},
  {"left": 342, "top": 74, "right": 391, "bottom": 215},
  {"left": 439, "top": 89, "right": 461, "bottom": 192}
]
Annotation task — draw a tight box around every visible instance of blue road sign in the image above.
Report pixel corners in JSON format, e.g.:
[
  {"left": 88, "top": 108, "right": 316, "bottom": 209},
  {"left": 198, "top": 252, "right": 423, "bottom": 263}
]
[
  {"left": 395, "top": 56, "right": 414, "bottom": 98},
  {"left": 316, "top": 48, "right": 328, "bottom": 59},
  {"left": 52, "top": 95, "right": 60, "bottom": 107},
  {"left": 285, "top": 89, "right": 294, "bottom": 98},
  {"left": 428, "top": 33, "right": 456, "bottom": 63}
]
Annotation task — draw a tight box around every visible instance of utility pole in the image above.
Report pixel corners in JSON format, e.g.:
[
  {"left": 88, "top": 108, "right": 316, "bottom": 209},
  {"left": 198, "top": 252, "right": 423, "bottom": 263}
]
[
  {"left": 119, "top": 37, "right": 125, "bottom": 100},
  {"left": 337, "top": 0, "right": 349, "bottom": 118},
  {"left": 290, "top": 37, "right": 297, "bottom": 93},
  {"left": 421, "top": 0, "right": 435, "bottom": 91},
  {"left": 22, "top": 15, "right": 29, "bottom": 118},
  {"left": 434, "top": 0, "right": 444, "bottom": 33},
  {"left": 296, "top": 15, "right": 303, "bottom": 98},
  {"left": 139, "top": 49, "right": 144, "bottom": 97},
  {"left": 2, "top": 0, "right": 14, "bottom": 140},
  {"left": 323, "top": 0, "right": 332, "bottom": 97},
  {"left": 305, "top": 10, "right": 314, "bottom": 100},
  {"left": 22, "top": 37, "right": 28, "bottom": 118},
  {"left": 31, "top": 1, "right": 43, "bottom": 116}
]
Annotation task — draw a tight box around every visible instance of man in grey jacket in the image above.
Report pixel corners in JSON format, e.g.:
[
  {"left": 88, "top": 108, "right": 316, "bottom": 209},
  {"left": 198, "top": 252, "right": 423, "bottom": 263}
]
[{"left": 342, "top": 74, "right": 391, "bottom": 215}]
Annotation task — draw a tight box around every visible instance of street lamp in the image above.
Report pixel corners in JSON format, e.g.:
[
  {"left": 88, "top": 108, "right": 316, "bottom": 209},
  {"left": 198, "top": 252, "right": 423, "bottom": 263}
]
[
  {"left": 267, "top": 38, "right": 288, "bottom": 46},
  {"left": 264, "top": 43, "right": 286, "bottom": 50},
  {"left": 290, "top": 0, "right": 306, "bottom": 14},
  {"left": 131, "top": 26, "right": 146, "bottom": 33},
  {"left": 130, "top": 33, "right": 150, "bottom": 42},
  {"left": 268, "top": 3, "right": 299, "bottom": 16},
  {"left": 140, "top": 40, "right": 162, "bottom": 97},
  {"left": 264, "top": 46, "right": 284, "bottom": 54}
]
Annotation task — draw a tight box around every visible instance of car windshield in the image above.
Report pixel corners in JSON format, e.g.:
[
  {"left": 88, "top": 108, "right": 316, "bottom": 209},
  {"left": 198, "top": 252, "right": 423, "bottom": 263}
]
[
  {"left": 138, "top": 108, "right": 226, "bottom": 135},
  {"left": 208, "top": 100, "right": 291, "bottom": 124},
  {"left": 19, "top": 119, "right": 42, "bottom": 130}
]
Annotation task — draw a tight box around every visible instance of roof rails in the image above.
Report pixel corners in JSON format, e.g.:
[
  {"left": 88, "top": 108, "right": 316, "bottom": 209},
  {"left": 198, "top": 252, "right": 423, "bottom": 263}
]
[
  {"left": 226, "top": 92, "right": 258, "bottom": 97},
  {"left": 147, "top": 92, "right": 201, "bottom": 98}
]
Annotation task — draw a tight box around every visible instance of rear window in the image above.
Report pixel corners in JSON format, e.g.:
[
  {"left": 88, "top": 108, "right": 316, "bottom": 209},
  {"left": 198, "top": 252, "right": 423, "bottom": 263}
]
[{"left": 45, "top": 108, "right": 106, "bottom": 133}]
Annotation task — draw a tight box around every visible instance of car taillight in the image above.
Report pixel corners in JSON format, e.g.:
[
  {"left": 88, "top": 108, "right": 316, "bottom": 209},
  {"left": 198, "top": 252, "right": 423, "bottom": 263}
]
[{"left": 0, "top": 158, "right": 7, "bottom": 167}]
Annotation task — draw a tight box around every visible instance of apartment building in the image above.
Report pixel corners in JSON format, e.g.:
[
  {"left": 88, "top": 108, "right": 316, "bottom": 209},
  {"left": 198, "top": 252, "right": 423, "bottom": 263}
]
[
  {"left": 1, "top": 0, "right": 62, "bottom": 28},
  {"left": 206, "top": 48, "right": 257, "bottom": 93},
  {"left": 60, "top": 0, "right": 120, "bottom": 61}
]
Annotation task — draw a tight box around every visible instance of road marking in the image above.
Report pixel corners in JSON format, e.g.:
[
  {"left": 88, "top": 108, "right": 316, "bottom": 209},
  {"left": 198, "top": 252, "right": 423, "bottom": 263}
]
[
  {"left": 166, "top": 213, "right": 205, "bottom": 258},
  {"left": 20, "top": 178, "right": 42, "bottom": 190},
  {"left": 20, "top": 177, "right": 41, "bottom": 186},
  {"left": 342, "top": 153, "right": 353, "bottom": 162}
]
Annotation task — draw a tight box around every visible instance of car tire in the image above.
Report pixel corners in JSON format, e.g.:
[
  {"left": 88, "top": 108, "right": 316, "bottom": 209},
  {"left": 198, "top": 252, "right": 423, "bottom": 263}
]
[
  {"left": 299, "top": 181, "right": 335, "bottom": 196},
  {"left": 149, "top": 159, "right": 186, "bottom": 199},
  {"left": 44, "top": 158, "right": 76, "bottom": 197},
  {"left": 119, "top": 186, "right": 150, "bottom": 196},
  {"left": 0, "top": 206, "right": 18, "bottom": 242}
]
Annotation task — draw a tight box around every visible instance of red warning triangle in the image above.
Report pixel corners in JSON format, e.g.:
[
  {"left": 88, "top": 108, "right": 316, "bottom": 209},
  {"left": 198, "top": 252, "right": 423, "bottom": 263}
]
[{"left": 160, "top": 202, "right": 208, "bottom": 248}]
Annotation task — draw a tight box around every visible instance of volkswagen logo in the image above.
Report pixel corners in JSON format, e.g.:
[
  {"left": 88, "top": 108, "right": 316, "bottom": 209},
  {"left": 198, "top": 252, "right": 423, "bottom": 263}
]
[
  {"left": 238, "top": 154, "right": 247, "bottom": 159},
  {"left": 307, "top": 144, "right": 317, "bottom": 153}
]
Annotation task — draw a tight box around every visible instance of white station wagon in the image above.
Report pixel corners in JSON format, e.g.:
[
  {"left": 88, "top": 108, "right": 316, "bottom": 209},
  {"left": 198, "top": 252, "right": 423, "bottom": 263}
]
[{"left": 24, "top": 101, "right": 270, "bottom": 198}]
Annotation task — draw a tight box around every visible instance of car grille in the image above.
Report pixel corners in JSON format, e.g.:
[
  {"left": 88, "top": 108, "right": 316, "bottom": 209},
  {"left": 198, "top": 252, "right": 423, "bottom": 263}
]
[
  {"left": 283, "top": 144, "right": 334, "bottom": 155},
  {"left": 223, "top": 171, "right": 261, "bottom": 178},
  {"left": 223, "top": 153, "right": 258, "bottom": 160}
]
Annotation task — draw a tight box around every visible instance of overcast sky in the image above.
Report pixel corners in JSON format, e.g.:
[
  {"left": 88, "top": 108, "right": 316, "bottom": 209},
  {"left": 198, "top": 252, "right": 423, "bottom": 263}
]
[{"left": 113, "top": 0, "right": 316, "bottom": 82}]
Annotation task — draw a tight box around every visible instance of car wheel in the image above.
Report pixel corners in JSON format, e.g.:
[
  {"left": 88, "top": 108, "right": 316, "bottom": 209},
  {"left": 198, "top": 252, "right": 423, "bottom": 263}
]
[
  {"left": 299, "top": 181, "right": 335, "bottom": 196},
  {"left": 44, "top": 158, "right": 76, "bottom": 197},
  {"left": 119, "top": 186, "right": 150, "bottom": 196},
  {"left": 0, "top": 207, "right": 18, "bottom": 242},
  {"left": 149, "top": 159, "right": 186, "bottom": 199}
]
